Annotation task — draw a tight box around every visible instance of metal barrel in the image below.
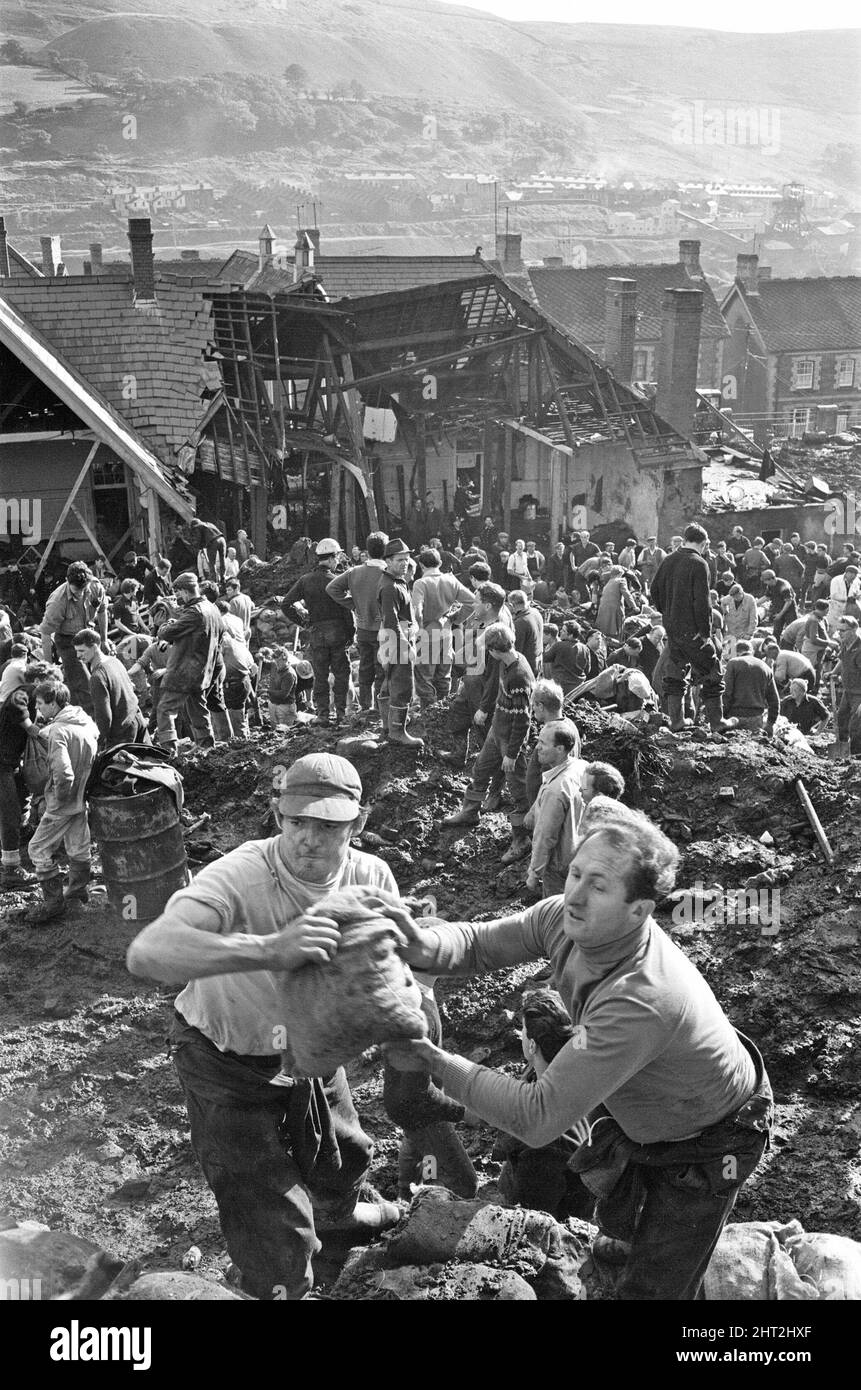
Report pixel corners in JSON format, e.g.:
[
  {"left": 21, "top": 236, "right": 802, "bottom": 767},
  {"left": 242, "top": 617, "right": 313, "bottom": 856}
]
[{"left": 88, "top": 784, "right": 189, "bottom": 925}]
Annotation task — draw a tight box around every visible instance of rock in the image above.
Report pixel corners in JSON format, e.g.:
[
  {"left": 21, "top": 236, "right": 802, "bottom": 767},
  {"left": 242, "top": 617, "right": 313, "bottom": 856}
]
[
  {"left": 112, "top": 1071, "right": 136, "bottom": 1085},
  {"left": 119, "top": 1271, "right": 243, "bottom": 1300},
  {"left": 335, "top": 1260, "right": 536, "bottom": 1300},
  {"left": 110, "top": 1177, "right": 152, "bottom": 1202},
  {"left": 95, "top": 1143, "right": 125, "bottom": 1163},
  {"left": 716, "top": 786, "right": 736, "bottom": 801},
  {"left": 181, "top": 1246, "right": 203, "bottom": 1271}
]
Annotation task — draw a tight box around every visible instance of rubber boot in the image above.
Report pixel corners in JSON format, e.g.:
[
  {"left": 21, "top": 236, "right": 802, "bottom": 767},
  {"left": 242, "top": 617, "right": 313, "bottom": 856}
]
[
  {"left": 442, "top": 801, "right": 481, "bottom": 828},
  {"left": 376, "top": 697, "right": 390, "bottom": 740},
  {"left": 500, "top": 831, "right": 531, "bottom": 865},
  {"left": 28, "top": 871, "right": 66, "bottom": 925},
  {"left": 388, "top": 705, "right": 424, "bottom": 749},
  {"left": 667, "top": 694, "right": 691, "bottom": 732},
  {"left": 63, "top": 859, "right": 91, "bottom": 904},
  {"left": 703, "top": 695, "right": 735, "bottom": 734},
  {"left": 409, "top": 1122, "right": 478, "bottom": 1199},
  {"left": 211, "top": 710, "right": 233, "bottom": 743}
]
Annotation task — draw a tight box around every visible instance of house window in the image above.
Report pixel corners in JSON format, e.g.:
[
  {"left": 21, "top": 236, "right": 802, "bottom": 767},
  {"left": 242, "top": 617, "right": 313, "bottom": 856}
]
[
  {"left": 790, "top": 407, "right": 814, "bottom": 437},
  {"left": 793, "top": 359, "right": 815, "bottom": 390},
  {"left": 835, "top": 357, "right": 855, "bottom": 388},
  {"left": 837, "top": 412, "right": 849, "bottom": 433},
  {"left": 633, "top": 347, "right": 654, "bottom": 381}
]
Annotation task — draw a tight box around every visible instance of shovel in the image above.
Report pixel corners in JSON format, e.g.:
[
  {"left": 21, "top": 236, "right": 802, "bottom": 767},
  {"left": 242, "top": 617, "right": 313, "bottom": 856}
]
[{"left": 826, "top": 673, "right": 844, "bottom": 760}]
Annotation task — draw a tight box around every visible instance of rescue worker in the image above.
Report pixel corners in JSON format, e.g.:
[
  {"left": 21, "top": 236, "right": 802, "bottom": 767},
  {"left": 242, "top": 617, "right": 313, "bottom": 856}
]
[
  {"left": 377, "top": 538, "right": 423, "bottom": 749},
  {"left": 156, "top": 572, "right": 222, "bottom": 753},
  {"left": 40, "top": 561, "right": 109, "bottom": 713},
  {"left": 281, "top": 539, "right": 353, "bottom": 727},
  {"left": 73, "top": 628, "right": 147, "bottom": 749},
  {"left": 650, "top": 524, "right": 732, "bottom": 734}
]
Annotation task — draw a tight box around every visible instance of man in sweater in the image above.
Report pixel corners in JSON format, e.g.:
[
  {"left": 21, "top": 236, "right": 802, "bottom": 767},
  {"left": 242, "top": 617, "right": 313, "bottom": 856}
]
[
  {"left": 74, "top": 629, "right": 146, "bottom": 749},
  {"left": 410, "top": 547, "right": 475, "bottom": 709},
  {"left": 780, "top": 679, "right": 829, "bottom": 736},
  {"left": 524, "top": 720, "right": 585, "bottom": 898},
  {"left": 439, "top": 583, "right": 513, "bottom": 769},
  {"left": 156, "top": 572, "right": 223, "bottom": 752},
  {"left": 508, "top": 589, "right": 543, "bottom": 677},
  {"left": 800, "top": 600, "right": 839, "bottom": 689},
  {"left": 224, "top": 577, "right": 254, "bottom": 644},
  {"left": 326, "top": 532, "right": 388, "bottom": 717},
  {"left": 383, "top": 806, "right": 773, "bottom": 1301},
  {"left": 20, "top": 677, "right": 99, "bottom": 922},
  {"left": 650, "top": 523, "right": 731, "bottom": 733},
  {"left": 126, "top": 753, "right": 401, "bottom": 1300},
  {"left": 377, "top": 538, "right": 423, "bottom": 748},
  {"left": 722, "top": 640, "right": 779, "bottom": 733},
  {"left": 282, "top": 539, "right": 354, "bottom": 727},
  {"left": 834, "top": 614, "right": 861, "bottom": 756},
  {"left": 443, "top": 623, "right": 535, "bottom": 863}
]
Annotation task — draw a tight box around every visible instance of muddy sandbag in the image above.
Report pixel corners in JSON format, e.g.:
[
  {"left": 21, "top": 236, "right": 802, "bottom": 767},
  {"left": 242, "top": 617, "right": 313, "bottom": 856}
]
[
  {"left": 784, "top": 1231, "right": 861, "bottom": 1300},
  {"left": 0, "top": 1226, "right": 123, "bottom": 1300},
  {"left": 704, "top": 1221, "right": 817, "bottom": 1301},
  {"left": 334, "top": 1260, "right": 536, "bottom": 1301},
  {"left": 384, "top": 1186, "right": 588, "bottom": 1300},
  {"left": 119, "top": 1272, "right": 244, "bottom": 1300},
  {"left": 277, "top": 890, "right": 427, "bottom": 1076}
]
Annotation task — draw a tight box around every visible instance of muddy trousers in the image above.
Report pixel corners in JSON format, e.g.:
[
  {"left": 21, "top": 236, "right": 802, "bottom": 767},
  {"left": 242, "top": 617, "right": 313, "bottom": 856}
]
[
  {"left": 356, "top": 629, "right": 384, "bottom": 709},
  {"left": 28, "top": 803, "right": 90, "bottom": 874},
  {"left": 156, "top": 687, "right": 214, "bottom": 748},
  {"left": 171, "top": 1014, "right": 373, "bottom": 1301},
  {"left": 662, "top": 632, "right": 724, "bottom": 701},
  {"left": 0, "top": 766, "right": 27, "bottom": 852},
  {"left": 837, "top": 691, "right": 861, "bottom": 753},
  {"left": 309, "top": 624, "right": 351, "bottom": 718},
  {"left": 464, "top": 729, "right": 529, "bottom": 827}
]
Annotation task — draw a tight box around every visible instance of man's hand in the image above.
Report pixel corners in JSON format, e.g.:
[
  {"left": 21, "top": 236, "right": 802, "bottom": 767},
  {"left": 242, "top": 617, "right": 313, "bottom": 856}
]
[
  {"left": 383, "top": 1038, "right": 441, "bottom": 1072},
  {"left": 525, "top": 871, "right": 540, "bottom": 891},
  {"left": 502, "top": 755, "right": 515, "bottom": 773},
  {"left": 104, "top": 640, "right": 117, "bottom": 656},
  {"left": 355, "top": 889, "right": 442, "bottom": 971},
  {"left": 266, "top": 904, "right": 341, "bottom": 970},
  {"left": 473, "top": 709, "right": 486, "bottom": 727},
  {"left": 10, "top": 689, "right": 29, "bottom": 711}
]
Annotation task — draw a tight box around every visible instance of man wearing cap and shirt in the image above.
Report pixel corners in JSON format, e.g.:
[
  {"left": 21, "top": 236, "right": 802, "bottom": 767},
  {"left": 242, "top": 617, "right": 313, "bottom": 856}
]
[
  {"left": 41, "top": 561, "right": 110, "bottom": 713},
  {"left": 127, "top": 752, "right": 402, "bottom": 1301},
  {"left": 377, "top": 538, "right": 424, "bottom": 747},
  {"left": 155, "top": 572, "right": 222, "bottom": 751},
  {"left": 280, "top": 539, "right": 353, "bottom": 727}
]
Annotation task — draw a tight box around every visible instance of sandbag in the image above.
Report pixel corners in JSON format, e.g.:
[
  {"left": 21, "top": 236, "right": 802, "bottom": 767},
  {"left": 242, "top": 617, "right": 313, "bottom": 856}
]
[
  {"left": 704, "top": 1221, "right": 817, "bottom": 1301},
  {"left": 118, "top": 1272, "right": 243, "bottom": 1301},
  {"left": 784, "top": 1231, "right": 861, "bottom": 1300},
  {"left": 277, "top": 889, "right": 427, "bottom": 1076},
  {"left": 384, "top": 1186, "right": 588, "bottom": 1300}
]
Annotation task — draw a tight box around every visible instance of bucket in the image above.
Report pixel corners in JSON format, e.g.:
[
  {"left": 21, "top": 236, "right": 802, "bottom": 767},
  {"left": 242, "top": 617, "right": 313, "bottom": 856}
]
[{"left": 89, "top": 783, "right": 189, "bottom": 925}]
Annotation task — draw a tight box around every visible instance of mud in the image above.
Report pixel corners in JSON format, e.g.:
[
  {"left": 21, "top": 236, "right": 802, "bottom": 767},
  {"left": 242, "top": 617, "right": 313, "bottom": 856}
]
[{"left": 1, "top": 702, "right": 859, "bottom": 1294}]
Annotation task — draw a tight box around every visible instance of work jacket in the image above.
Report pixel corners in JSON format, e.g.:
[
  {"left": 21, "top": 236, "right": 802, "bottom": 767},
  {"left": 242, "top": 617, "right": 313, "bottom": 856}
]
[
  {"left": 159, "top": 597, "right": 222, "bottom": 695},
  {"left": 41, "top": 704, "right": 99, "bottom": 813}
]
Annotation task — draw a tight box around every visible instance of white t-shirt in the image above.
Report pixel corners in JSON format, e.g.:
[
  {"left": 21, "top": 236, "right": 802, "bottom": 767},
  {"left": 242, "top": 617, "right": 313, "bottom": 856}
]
[{"left": 173, "top": 837, "right": 398, "bottom": 1055}]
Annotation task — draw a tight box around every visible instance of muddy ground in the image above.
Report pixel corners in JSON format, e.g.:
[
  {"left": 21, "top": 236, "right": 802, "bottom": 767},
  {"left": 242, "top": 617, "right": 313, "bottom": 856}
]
[{"left": 1, "top": 704, "right": 859, "bottom": 1293}]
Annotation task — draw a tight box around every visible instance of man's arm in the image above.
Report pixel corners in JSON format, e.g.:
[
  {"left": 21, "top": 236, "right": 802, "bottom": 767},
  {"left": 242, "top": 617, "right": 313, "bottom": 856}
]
[
  {"left": 160, "top": 606, "right": 200, "bottom": 645},
  {"left": 764, "top": 671, "right": 780, "bottom": 728},
  {"left": 723, "top": 660, "right": 736, "bottom": 713},
  {"left": 325, "top": 570, "right": 354, "bottom": 609},
  {"left": 126, "top": 896, "right": 342, "bottom": 984},
  {"left": 89, "top": 670, "right": 112, "bottom": 745},
  {"left": 691, "top": 559, "right": 711, "bottom": 634},
  {"left": 49, "top": 731, "right": 75, "bottom": 800},
  {"left": 373, "top": 894, "right": 558, "bottom": 977},
  {"left": 279, "top": 576, "right": 306, "bottom": 623},
  {"left": 40, "top": 587, "right": 62, "bottom": 660}
]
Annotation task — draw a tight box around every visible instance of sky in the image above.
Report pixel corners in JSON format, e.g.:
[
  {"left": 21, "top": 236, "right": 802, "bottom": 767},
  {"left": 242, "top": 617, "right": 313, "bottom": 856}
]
[{"left": 453, "top": 0, "right": 859, "bottom": 30}]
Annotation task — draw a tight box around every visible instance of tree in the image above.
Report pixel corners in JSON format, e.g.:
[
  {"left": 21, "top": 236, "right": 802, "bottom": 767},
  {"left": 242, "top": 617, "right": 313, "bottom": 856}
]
[
  {"left": 348, "top": 79, "right": 365, "bottom": 101},
  {"left": 11, "top": 100, "right": 30, "bottom": 119},
  {"left": 283, "top": 63, "right": 309, "bottom": 90}
]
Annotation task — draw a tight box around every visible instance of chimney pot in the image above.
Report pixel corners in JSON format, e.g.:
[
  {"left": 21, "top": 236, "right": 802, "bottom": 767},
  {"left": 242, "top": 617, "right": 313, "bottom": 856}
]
[
  {"left": 0, "top": 217, "right": 9, "bottom": 278},
  {"left": 679, "top": 239, "right": 701, "bottom": 276},
  {"left": 40, "top": 234, "right": 62, "bottom": 277},
  {"left": 89, "top": 242, "right": 103, "bottom": 272},
  {"left": 83, "top": 261, "right": 92, "bottom": 276},
  {"left": 656, "top": 287, "right": 704, "bottom": 439},
  {"left": 736, "top": 253, "right": 759, "bottom": 294},
  {"left": 128, "top": 217, "right": 156, "bottom": 300},
  {"left": 495, "top": 231, "right": 522, "bottom": 273},
  {"left": 293, "top": 230, "right": 316, "bottom": 281},
  {"left": 603, "top": 277, "right": 638, "bottom": 385}
]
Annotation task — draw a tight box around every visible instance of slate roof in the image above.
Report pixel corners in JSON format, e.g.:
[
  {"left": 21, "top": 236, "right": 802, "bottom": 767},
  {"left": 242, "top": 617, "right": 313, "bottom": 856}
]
[
  {"left": 729, "top": 276, "right": 861, "bottom": 353},
  {"left": 527, "top": 260, "right": 728, "bottom": 344},
  {"left": 0, "top": 272, "right": 219, "bottom": 465},
  {"left": 215, "top": 250, "right": 489, "bottom": 298}
]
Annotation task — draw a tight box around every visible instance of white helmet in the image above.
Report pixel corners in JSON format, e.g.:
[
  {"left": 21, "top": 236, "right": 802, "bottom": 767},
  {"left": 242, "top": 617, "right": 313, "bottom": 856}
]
[{"left": 315, "top": 537, "right": 340, "bottom": 557}]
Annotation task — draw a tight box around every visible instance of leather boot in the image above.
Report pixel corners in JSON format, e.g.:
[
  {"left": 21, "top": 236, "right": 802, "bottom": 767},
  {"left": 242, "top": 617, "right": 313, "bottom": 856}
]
[
  {"left": 211, "top": 710, "right": 233, "bottom": 743},
  {"left": 667, "top": 695, "right": 691, "bottom": 732},
  {"left": 703, "top": 695, "right": 735, "bottom": 733},
  {"left": 439, "top": 745, "right": 468, "bottom": 768},
  {"left": 442, "top": 802, "right": 480, "bottom": 828},
  {"left": 500, "top": 832, "right": 531, "bottom": 865},
  {"left": 64, "top": 859, "right": 91, "bottom": 904},
  {"left": 28, "top": 872, "right": 66, "bottom": 926},
  {"left": 409, "top": 1122, "right": 478, "bottom": 1199},
  {"left": 388, "top": 706, "right": 424, "bottom": 749}
]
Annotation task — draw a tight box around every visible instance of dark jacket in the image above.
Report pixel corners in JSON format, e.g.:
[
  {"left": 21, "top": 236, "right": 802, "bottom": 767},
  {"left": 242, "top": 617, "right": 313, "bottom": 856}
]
[
  {"left": 160, "top": 597, "right": 222, "bottom": 695},
  {"left": 143, "top": 571, "right": 175, "bottom": 607},
  {"left": 513, "top": 608, "right": 544, "bottom": 677},
  {"left": 282, "top": 566, "right": 354, "bottom": 637},
  {"left": 723, "top": 655, "right": 780, "bottom": 722},
  {"left": 88, "top": 654, "right": 143, "bottom": 748},
  {"left": 650, "top": 547, "right": 711, "bottom": 641},
  {"left": 0, "top": 688, "right": 33, "bottom": 768}
]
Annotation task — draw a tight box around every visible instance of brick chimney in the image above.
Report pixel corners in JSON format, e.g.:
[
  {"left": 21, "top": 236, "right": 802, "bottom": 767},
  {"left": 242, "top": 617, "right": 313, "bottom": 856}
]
[
  {"left": 495, "top": 231, "right": 522, "bottom": 272},
  {"left": 128, "top": 217, "right": 156, "bottom": 300},
  {"left": 603, "top": 277, "right": 637, "bottom": 384},
  {"left": 40, "top": 234, "right": 62, "bottom": 277},
  {"left": 678, "top": 238, "right": 701, "bottom": 277},
  {"left": 736, "top": 253, "right": 759, "bottom": 295},
  {"left": 656, "top": 287, "right": 703, "bottom": 439},
  {"left": 89, "top": 242, "right": 103, "bottom": 273},
  {"left": 0, "top": 217, "right": 9, "bottom": 277},
  {"left": 293, "top": 230, "right": 316, "bottom": 281},
  {"left": 258, "top": 223, "right": 275, "bottom": 271}
]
